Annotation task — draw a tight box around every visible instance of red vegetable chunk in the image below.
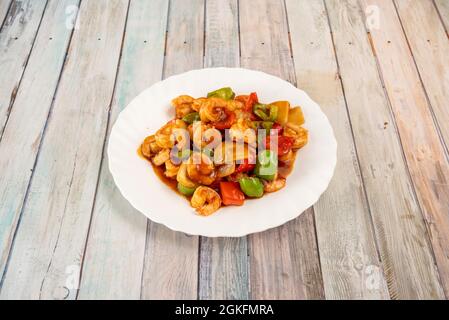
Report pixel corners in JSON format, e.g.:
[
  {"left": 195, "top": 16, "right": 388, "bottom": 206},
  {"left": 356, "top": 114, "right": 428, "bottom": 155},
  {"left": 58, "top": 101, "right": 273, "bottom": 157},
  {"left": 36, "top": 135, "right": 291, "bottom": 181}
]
[{"left": 220, "top": 181, "right": 245, "bottom": 206}]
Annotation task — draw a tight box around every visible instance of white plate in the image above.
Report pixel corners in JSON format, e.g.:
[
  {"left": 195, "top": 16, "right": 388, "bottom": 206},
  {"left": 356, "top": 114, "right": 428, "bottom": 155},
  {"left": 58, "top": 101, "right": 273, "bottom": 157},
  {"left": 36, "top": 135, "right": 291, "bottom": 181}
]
[{"left": 108, "top": 68, "right": 337, "bottom": 237}]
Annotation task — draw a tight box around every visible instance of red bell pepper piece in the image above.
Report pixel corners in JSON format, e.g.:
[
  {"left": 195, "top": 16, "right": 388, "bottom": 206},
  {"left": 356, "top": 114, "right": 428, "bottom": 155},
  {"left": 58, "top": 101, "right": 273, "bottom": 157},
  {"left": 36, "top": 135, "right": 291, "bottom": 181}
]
[
  {"left": 220, "top": 181, "right": 245, "bottom": 206},
  {"left": 234, "top": 158, "right": 256, "bottom": 173},
  {"left": 244, "top": 92, "right": 258, "bottom": 112},
  {"left": 264, "top": 135, "right": 294, "bottom": 156},
  {"left": 213, "top": 110, "right": 236, "bottom": 130}
]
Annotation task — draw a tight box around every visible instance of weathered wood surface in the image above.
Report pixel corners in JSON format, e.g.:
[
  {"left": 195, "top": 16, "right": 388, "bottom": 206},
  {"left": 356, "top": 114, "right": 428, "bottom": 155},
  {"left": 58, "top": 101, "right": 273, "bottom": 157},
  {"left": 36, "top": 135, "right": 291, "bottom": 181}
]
[
  {"left": 395, "top": 0, "right": 449, "bottom": 153},
  {"left": 0, "top": 0, "right": 47, "bottom": 137},
  {"left": 199, "top": 0, "right": 249, "bottom": 300},
  {"left": 434, "top": 0, "right": 449, "bottom": 32},
  {"left": 0, "top": 0, "right": 12, "bottom": 28},
  {"left": 78, "top": 0, "right": 169, "bottom": 300},
  {"left": 0, "top": 0, "right": 79, "bottom": 286},
  {"left": 364, "top": 0, "right": 449, "bottom": 299},
  {"left": 0, "top": 0, "right": 129, "bottom": 299},
  {"left": 140, "top": 0, "right": 204, "bottom": 300},
  {"left": 239, "top": 0, "right": 324, "bottom": 299},
  {"left": 0, "top": 0, "right": 448, "bottom": 300},
  {"left": 285, "top": 0, "right": 388, "bottom": 300},
  {"left": 325, "top": 0, "right": 444, "bottom": 299}
]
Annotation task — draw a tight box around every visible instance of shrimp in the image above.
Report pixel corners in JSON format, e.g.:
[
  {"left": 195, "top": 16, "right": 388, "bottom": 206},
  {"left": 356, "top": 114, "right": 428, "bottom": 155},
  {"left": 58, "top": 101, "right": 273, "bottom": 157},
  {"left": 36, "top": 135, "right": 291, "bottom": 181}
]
[
  {"left": 164, "top": 159, "right": 180, "bottom": 178},
  {"left": 263, "top": 177, "right": 286, "bottom": 193},
  {"left": 172, "top": 95, "right": 195, "bottom": 118},
  {"left": 141, "top": 135, "right": 160, "bottom": 159},
  {"left": 217, "top": 163, "right": 235, "bottom": 178},
  {"left": 229, "top": 118, "right": 256, "bottom": 144},
  {"left": 155, "top": 119, "right": 187, "bottom": 149},
  {"left": 177, "top": 163, "right": 197, "bottom": 188},
  {"left": 191, "top": 122, "right": 221, "bottom": 149},
  {"left": 191, "top": 186, "right": 222, "bottom": 216},
  {"left": 198, "top": 97, "right": 244, "bottom": 123},
  {"left": 284, "top": 123, "right": 308, "bottom": 149},
  {"left": 186, "top": 152, "right": 217, "bottom": 185},
  {"left": 152, "top": 148, "right": 170, "bottom": 166}
]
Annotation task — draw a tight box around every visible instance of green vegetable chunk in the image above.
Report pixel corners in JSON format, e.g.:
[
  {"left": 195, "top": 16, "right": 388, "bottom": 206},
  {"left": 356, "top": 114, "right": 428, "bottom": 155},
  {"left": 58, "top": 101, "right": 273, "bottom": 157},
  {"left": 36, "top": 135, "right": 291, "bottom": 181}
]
[
  {"left": 182, "top": 112, "right": 200, "bottom": 124},
  {"left": 177, "top": 182, "right": 197, "bottom": 196},
  {"left": 207, "top": 87, "right": 235, "bottom": 100},
  {"left": 255, "top": 150, "right": 278, "bottom": 181},
  {"left": 239, "top": 177, "right": 264, "bottom": 198}
]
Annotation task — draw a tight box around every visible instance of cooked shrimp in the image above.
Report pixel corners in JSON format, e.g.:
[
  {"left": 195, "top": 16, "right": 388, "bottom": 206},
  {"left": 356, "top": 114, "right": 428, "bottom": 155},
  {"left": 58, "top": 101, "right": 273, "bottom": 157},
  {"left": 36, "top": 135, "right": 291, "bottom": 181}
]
[
  {"left": 263, "top": 178, "right": 286, "bottom": 193},
  {"left": 155, "top": 119, "right": 187, "bottom": 148},
  {"left": 191, "top": 186, "right": 222, "bottom": 216},
  {"left": 141, "top": 135, "right": 156, "bottom": 159},
  {"left": 164, "top": 159, "right": 180, "bottom": 178},
  {"left": 187, "top": 152, "right": 217, "bottom": 185},
  {"left": 177, "top": 163, "right": 197, "bottom": 188},
  {"left": 191, "top": 122, "right": 221, "bottom": 149},
  {"left": 229, "top": 118, "right": 256, "bottom": 144},
  {"left": 152, "top": 148, "right": 170, "bottom": 166},
  {"left": 217, "top": 163, "right": 235, "bottom": 178},
  {"left": 172, "top": 95, "right": 195, "bottom": 118},
  {"left": 284, "top": 123, "right": 308, "bottom": 149},
  {"left": 198, "top": 97, "right": 244, "bottom": 123}
]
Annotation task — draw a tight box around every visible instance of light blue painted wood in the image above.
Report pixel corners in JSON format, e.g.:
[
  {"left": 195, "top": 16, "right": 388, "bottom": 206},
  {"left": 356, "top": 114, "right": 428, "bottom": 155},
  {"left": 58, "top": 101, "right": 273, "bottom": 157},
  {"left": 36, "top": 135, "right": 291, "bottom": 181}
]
[
  {"left": 0, "top": 0, "right": 129, "bottom": 299},
  {"left": 0, "top": 0, "right": 47, "bottom": 138},
  {"left": 0, "top": 0, "right": 79, "bottom": 286},
  {"left": 78, "top": 0, "right": 169, "bottom": 300}
]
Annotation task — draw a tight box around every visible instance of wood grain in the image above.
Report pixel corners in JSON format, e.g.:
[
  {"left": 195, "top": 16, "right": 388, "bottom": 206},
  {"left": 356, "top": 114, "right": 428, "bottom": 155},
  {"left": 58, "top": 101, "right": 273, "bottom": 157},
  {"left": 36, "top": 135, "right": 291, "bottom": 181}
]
[
  {"left": 434, "top": 0, "right": 449, "bottom": 32},
  {"left": 0, "top": 0, "right": 47, "bottom": 138},
  {"left": 363, "top": 0, "right": 449, "bottom": 298},
  {"left": 77, "top": 0, "right": 169, "bottom": 300},
  {"left": 0, "top": 0, "right": 12, "bottom": 28},
  {"left": 0, "top": 0, "right": 79, "bottom": 286},
  {"left": 198, "top": 0, "right": 249, "bottom": 300},
  {"left": 0, "top": 0, "right": 129, "bottom": 299},
  {"left": 239, "top": 0, "right": 324, "bottom": 299},
  {"left": 325, "top": 0, "right": 444, "bottom": 299},
  {"left": 285, "top": 0, "right": 389, "bottom": 299},
  {"left": 395, "top": 0, "right": 449, "bottom": 153},
  {"left": 140, "top": 0, "right": 204, "bottom": 300}
]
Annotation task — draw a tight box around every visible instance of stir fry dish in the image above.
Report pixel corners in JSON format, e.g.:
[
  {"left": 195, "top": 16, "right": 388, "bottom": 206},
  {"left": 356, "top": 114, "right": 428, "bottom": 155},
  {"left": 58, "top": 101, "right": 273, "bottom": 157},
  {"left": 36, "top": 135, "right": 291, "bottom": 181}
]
[{"left": 140, "top": 87, "right": 308, "bottom": 216}]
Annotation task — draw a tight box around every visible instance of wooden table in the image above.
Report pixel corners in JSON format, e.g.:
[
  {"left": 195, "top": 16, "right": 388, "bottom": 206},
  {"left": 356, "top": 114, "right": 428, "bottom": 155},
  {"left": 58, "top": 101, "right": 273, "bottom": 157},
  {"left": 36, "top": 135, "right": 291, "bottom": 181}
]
[{"left": 0, "top": 0, "right": 448, "bottom": 300}]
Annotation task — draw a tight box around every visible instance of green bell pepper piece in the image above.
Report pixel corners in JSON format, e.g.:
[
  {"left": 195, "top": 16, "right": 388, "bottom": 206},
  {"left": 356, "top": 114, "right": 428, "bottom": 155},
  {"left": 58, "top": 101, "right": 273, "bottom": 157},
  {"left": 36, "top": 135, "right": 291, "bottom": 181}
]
[
  {"left": 238, "top": 177, "right": 264, "bottom": 198},
  {"left": 268, "top": 104, "right": 278, "bottom": 121},
  {"left": 254, "top": 109, "right": 270, "bottom": 121},
  {"left": 253, "top": 103, "right": 278, "bottom": 122},
  {"left": 177, "top": 182, "right": 197, "bottom": 196},
  {"left": 207, "top": 87, "right": 235, "bottom": 100},
  {"left": 182, "top": 112, "right": 200, "bottom": 124},
  {"left": 255, "top": 150, "right": 278, "bottom": 181}
]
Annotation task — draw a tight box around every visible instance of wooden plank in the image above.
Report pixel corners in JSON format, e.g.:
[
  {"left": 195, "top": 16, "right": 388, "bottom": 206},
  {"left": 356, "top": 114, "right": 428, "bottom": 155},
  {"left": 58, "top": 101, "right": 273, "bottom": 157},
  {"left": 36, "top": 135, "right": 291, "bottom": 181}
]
[
  {"left": 0, "top": 0, "right": 12, "bottom": 28},
  {"left": 77, "top": 0, "right": 168, "bottom": 300},
  {"left": 285, "top": 0, "right": 389, "bottom": 299},
  {"left": 198, "top": 0, "right": 248, "bottom": 300},
  {"left": 0, "top": 0, "right": 47, "bottom": 138},
  {"left": 239, "top": 0, "right": 324, "bottom": 299},
  {"left": 140, "top": 0, "right": 204, "bottom": 300},
  {"left": 395, "top": 0, "right": 449, "bottom": 153},
  {"left": 434, "top": 0, "right": 449, "bottom": 33},
  {"left": 0, "top": 0, "right": 129, "bottom": 299},
  {"left": 0, "top": 0, "right": 79, "bottom": 286},
  {"left": 363, "top": 0, "right": 449, "bottom": 298},
  {"left": 325, "top": 0, "right": 444, "bottom": 299}
]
